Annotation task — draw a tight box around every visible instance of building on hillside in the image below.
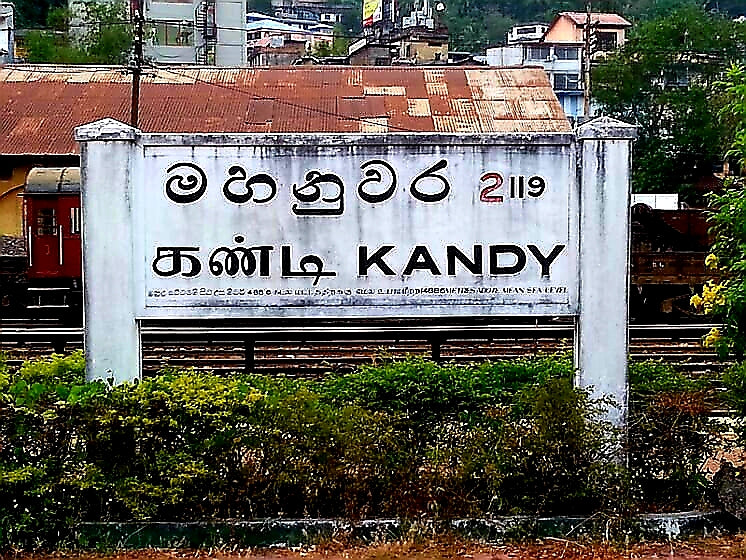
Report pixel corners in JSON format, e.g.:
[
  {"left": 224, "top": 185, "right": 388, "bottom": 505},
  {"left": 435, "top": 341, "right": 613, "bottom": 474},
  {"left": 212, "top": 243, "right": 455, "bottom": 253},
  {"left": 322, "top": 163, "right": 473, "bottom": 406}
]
[
  {"left": 269, "top": 0, "right": 351, "bottom": 28},
  {"left": 67, "top": 0, "right": 246, "bottom": 65},
  {"left": 348, "top": 0, "right": 448, "bottom": 65},
  {"left": 0, "top": 2, "right": 13, "bottom": 64},
  {"left": 247, "top": 11, "right": 336, "bottom": 33},
  {"left": 348, "top": 24, "right": 448, "bottom": 66},
  {"left": 506, "top": 22, "right": 548, "bottom": 45},
  {"left": 544, "top": 12, "right": 631, "bottom": 56},
  {"left": 245, "top": 17, "right": 333, "bottom": 64},
  {"left": 486, "top": 42, "right": 584, "bottom": 117},
  {"left": 0, "top": 65, "right": 569, "bottom": 236},
  {"left": 486, "top": 12, "right": 630, "bottom": 117},
  {"left": 143, "top": 0, "right": 246, "bottom": 65}
]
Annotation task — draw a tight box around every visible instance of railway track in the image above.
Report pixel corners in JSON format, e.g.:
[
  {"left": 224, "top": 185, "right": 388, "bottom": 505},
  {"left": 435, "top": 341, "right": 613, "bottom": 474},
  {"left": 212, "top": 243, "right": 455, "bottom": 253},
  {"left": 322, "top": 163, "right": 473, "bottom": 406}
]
[{"left": 0, "top": 322, "right": 731, "bottom": 377}]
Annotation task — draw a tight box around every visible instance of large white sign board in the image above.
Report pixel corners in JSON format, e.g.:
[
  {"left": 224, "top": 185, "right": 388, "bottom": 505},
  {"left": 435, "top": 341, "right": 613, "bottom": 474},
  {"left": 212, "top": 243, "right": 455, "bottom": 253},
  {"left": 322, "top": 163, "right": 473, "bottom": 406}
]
[
  {"left": 141, "top": 142, "right": 577, "bottom": 316},
  {"left": 76, "top": 118, "right": 636, "bottom": 426}
]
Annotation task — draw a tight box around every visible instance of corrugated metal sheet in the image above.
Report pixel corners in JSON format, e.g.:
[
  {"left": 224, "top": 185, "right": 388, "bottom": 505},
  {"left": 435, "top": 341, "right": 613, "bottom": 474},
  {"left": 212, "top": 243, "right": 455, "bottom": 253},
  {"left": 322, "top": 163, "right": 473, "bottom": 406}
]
[
  {"left": 561, "top": 12, "right": 632, "bottom": 26},
  {"left": 0, "top": 66, "right": 571, "bottom": 156}
]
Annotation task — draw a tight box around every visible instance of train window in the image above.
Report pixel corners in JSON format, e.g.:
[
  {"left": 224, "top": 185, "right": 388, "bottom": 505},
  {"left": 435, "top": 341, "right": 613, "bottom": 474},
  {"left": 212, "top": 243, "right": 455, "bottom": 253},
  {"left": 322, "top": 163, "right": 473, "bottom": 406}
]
[
  {"left": 70, "top": 207, "right": 81, "bottom": 235},
  {"left": 36, "top": 208, "right": 56, "bottom": 236}
]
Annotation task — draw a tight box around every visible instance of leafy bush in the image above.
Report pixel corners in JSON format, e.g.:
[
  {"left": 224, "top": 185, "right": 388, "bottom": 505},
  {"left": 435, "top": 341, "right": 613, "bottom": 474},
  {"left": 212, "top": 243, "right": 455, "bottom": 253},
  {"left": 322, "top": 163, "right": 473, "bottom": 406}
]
[
  {"left": 320, "top": 354, "right": 573, "bottom": 421},
  {"left": 627, "top": 360, "right": 718, "bottom": 511},
  {"left": 723, "top": 361, "right": 746, "bottom": 441},
  {"left": 0, "top": 353, "right": 722, "bottom": 548}
]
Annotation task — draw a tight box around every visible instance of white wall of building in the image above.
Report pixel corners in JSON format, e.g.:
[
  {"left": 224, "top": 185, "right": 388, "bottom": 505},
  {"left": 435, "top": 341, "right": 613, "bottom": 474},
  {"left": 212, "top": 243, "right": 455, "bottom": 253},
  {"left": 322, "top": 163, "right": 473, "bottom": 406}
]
[{"left": 0, "top": 2, "right": 13, "bottom": 64}]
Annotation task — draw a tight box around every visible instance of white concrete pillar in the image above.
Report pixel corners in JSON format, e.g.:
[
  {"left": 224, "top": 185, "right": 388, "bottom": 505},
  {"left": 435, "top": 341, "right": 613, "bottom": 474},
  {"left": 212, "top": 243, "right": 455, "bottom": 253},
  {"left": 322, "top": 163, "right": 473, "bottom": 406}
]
[
  {"left": 75, "top": 119, "right": 141, "bottom": 383},
  {"left": 215, "top": 0, "right": 246, "bottom": 66},
  {"left": 574, "top": 116, "right": 637, "bottom": 427}
]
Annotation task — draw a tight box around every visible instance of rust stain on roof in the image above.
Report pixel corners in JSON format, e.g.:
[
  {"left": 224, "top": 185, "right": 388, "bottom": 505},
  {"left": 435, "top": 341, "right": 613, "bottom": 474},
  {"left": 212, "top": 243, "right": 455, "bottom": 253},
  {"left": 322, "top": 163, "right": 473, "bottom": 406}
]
[
  {"left": 0, "top": 66, "right": 571, "bottom": 155},
  {"left": 560, "top": 11, "right": 632, "bottom": 26}
]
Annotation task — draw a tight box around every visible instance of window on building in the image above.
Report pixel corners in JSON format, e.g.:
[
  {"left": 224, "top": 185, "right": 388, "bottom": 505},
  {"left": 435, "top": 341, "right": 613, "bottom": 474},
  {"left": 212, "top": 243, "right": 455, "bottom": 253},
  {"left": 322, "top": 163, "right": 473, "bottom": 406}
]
[
  {"left": 526, "top": 46, "right": 549, "bottom": 60},
  {"left": 150, "top": 21, "right": 194, "bottom": 46},
  {"left": 597, "top": 31, "right": 617, "bottom": 51},
  {"left": 554, "top": 46, "right": 578, "bottom": 60},
  {"left": 374, "top": 57, "right": 389, "bottom": 66},
  {"left": 36, "top": 208, "right": 56, "bottom": 236},
  {"left": 553, "top": 73, "right": 580, "bottom": 90}
]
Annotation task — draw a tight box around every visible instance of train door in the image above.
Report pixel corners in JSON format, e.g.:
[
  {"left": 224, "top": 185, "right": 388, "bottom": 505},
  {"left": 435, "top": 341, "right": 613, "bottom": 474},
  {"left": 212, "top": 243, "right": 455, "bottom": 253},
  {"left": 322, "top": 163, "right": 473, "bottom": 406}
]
[
  {"left": 28, "top": 197, "right": 61, "bottom": 277},
  {"left": 57, "top": 195, "right": 81, "bottom": 277}
]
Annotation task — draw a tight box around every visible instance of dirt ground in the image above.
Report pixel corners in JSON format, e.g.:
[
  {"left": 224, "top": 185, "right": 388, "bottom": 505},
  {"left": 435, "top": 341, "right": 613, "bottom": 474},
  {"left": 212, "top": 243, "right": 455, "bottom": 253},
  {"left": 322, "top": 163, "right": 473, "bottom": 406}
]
[{"left": 5, "top": 537, "right": 746, "bottom": 560}]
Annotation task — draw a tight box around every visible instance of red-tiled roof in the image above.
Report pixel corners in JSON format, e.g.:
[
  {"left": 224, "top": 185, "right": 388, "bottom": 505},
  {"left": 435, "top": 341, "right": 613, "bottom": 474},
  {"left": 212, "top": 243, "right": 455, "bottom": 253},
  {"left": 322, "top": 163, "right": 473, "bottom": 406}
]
[
  {"left": 560, "top": 12, "right": 632, "bottom": 27},
  {"left": 0, "top": 66, "right": 571, "bottom": 155}
]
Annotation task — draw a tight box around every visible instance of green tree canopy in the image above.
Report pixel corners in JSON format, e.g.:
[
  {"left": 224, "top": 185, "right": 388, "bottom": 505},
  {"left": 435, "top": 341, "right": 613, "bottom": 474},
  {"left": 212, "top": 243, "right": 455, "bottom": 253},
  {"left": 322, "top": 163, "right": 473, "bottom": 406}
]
[
  {"left": 593, "top": 7, "right": 746, "bottom": 195},
  {"left": 25, "top": 2, "right": 132, "bottom": 64},
  {"left": 12, "top": 0, "right": 65, "bottom": 28}
]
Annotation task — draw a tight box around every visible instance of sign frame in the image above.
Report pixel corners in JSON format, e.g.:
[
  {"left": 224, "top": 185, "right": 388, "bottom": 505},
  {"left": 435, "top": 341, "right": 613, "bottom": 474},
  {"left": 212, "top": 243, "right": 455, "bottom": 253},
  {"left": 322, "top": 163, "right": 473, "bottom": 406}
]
[
  {"left": 76, "top": 118, "right": 636, "bottom": 426},
  {"left": 134, "top": 133, "right": 579, "bottom": 319}
]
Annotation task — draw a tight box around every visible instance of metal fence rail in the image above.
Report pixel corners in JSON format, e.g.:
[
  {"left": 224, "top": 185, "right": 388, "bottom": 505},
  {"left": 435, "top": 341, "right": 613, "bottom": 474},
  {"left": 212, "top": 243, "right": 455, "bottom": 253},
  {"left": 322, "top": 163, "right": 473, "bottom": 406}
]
[{"left": 0, "top": 322, "right": 725, "bottom": 376}]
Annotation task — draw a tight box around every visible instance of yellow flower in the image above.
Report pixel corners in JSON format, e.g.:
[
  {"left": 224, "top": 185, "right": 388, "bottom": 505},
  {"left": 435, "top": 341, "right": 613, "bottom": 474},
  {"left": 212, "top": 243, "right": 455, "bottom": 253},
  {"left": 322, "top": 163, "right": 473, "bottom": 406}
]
[
  {"left": 690, "top": 293, "right": 704, "bottom": 310},
  {"left": 703, "top": 327, "right": 721, "bottom": 348},
  {"left": 705, "top": 253, "right": 719, "bottom": 270}
]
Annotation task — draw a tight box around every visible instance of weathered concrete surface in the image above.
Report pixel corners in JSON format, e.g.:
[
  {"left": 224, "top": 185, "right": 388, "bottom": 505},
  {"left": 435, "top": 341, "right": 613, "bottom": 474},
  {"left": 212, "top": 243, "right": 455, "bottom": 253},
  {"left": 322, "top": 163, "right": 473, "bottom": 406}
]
[{"left": 575, "top": 116, "right": 637, "bottom": 428}]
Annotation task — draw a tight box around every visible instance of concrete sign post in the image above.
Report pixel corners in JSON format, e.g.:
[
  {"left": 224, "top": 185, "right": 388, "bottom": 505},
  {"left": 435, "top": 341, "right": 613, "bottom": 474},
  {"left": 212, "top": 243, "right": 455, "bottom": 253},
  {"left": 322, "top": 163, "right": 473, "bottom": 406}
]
[
  {"left": 575, "top": 117, "right": 638, "bottom": 427},
  {"left": 75, "top": 117, "right": 634, "bottom": 425}
]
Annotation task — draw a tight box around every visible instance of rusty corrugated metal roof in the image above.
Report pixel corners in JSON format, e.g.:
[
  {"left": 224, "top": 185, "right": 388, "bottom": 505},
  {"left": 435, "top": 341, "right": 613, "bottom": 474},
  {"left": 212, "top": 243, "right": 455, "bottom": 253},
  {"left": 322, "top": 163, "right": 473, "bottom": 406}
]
[
  {"left": 0, "top": 65, "right": 571, "bottom": 155},
  {"left": 560, "top": 12, "right": 632, "bottom": 27}
]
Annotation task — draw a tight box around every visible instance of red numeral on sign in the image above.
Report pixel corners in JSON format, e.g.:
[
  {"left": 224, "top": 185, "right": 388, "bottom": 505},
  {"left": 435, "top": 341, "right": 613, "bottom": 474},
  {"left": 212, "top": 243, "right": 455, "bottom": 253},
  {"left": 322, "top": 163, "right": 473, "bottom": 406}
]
[{"left": 479, "top": 172, "right": 503, "bottom": 203}]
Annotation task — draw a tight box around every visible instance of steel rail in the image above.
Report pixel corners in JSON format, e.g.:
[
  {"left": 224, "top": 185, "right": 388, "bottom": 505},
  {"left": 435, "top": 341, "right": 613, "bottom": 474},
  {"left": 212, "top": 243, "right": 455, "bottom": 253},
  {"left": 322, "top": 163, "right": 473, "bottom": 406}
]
[{"left": 0, "top": 323, "right": 720, "bottom": 341}]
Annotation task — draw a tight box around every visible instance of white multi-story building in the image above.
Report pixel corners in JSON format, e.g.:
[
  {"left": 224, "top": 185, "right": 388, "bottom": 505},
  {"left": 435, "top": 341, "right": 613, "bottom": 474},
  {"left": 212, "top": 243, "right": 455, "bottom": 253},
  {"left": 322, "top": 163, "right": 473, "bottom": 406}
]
[
  {"left": 487, "top": 12, "right": 630, "bottom": 118},
  {"left": 486, "top": 42, "right": 584, "bottom": 117},
  {"left": 69, "top": 0, "right": 246, "bottom": 65},
  {"left": 0, "top": 2, "right": 13, "bottom": 64},
  {"left": 506, "top": 22, "right": 548, "bottom": 45},
  {"left": 144, "top": 0, "right": 246, "bottom": 65}
]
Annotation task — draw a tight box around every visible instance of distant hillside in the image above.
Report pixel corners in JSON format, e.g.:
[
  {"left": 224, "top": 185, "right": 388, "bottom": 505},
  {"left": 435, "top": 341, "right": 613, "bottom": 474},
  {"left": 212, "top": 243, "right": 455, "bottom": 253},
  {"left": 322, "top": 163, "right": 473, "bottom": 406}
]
[
  {"left": 441, "top": 0, "right": 745, "bottom": 51},
  {"left": 12, "top": 0, "right": 745, "bottom": 52}
]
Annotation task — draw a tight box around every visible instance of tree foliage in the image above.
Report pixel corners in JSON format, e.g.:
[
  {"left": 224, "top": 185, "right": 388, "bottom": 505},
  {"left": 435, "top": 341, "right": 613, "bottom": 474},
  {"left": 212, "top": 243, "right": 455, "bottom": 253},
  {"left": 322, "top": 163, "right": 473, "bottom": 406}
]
[
  {"left": 312, "top": 25, "right": 350, "bottom": 57},
  {"left": 593, "top": 7, "right": 746, "bottom": 195},
  {"left": 12, "top": 0, "right": 65, "bottom": 28},
  {"left": 25, "top": 2, "right": 132, "bottom": 65},
  {"left": 690, "top": 64, "right": 746, "bottom": 357}
]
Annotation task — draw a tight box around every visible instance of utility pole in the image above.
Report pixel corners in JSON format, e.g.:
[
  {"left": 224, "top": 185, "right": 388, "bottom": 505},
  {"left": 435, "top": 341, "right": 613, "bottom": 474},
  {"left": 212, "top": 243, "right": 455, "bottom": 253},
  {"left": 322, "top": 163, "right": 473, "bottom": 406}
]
[
  {"left": 130, "top": 0, "right": 144, "bottom": 128},
  {"left": 582, "top": 0, "right": 593, "bottom": 118}
]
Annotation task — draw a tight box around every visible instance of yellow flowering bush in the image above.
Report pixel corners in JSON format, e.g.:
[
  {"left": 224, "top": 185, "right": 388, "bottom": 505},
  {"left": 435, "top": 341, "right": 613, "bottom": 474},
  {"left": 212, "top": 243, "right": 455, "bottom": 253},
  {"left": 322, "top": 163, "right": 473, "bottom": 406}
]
[
  {"left": 689, "top": 65, "right": 746, "bottom": 357},
  {"left": 690, "top": 279, "right": 727, "bottom": 315},
  {"left": 705, "top": 253, "right": 719, "bottom": 270}
]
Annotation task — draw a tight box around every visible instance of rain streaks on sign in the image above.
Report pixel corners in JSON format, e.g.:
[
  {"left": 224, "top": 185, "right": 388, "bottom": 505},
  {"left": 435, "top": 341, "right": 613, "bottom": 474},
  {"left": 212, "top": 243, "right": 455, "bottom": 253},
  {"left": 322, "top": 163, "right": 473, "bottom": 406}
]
[{"left": 142, "top": 143, "right": 578, "bottom": 317}]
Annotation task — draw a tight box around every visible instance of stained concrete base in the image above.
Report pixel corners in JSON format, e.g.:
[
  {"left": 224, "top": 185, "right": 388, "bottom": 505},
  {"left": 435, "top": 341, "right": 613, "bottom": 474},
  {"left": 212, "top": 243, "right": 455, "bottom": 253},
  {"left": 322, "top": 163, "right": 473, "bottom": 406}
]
[{"left": 74, "top": 512, "right": 742, "bottom": 549}]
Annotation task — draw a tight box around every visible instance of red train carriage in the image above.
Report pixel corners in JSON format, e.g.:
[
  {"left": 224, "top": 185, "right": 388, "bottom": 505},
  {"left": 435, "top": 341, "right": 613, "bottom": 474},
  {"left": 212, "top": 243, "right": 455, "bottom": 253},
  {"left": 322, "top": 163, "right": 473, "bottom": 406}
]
[{"left": 22, "top": 167, "right": 82, "bottom": 319}]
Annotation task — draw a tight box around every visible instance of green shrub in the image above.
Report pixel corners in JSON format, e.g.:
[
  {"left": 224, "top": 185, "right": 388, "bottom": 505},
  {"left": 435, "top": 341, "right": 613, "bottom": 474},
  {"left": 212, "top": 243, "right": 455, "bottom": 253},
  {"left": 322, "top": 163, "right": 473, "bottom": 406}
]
[
  {"left": 320, "top": 354, "right": 573, "bottom": 421},
  {"left": 628, "top": 360, "right": 718, "bottom": 511},
  {"left": 630, "top": 360, "right": 708, "bottom": 393},
  {"left": 0, "top": 352, "right": 722, "bottom": 548},
  {"left": 723, "top": 361, "right": 746, "bottom": 440}
]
